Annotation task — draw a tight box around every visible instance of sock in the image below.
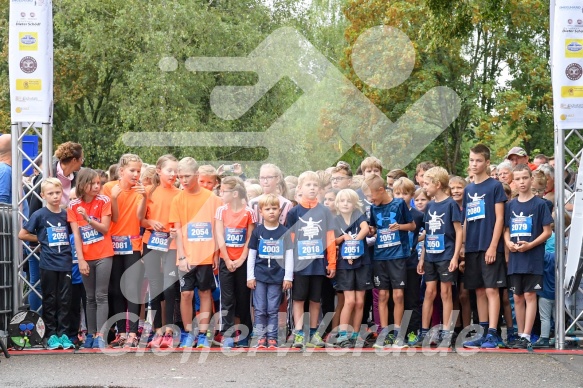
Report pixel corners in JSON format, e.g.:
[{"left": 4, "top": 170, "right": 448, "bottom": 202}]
[
  {"left": 479, "top": 322, "right": 488, "bottom": 336},
  {"left": 488, "top": 328, "right": 497, "bottom": 336},
  {"left": 199, "top": 330, "right": 206, "bottom": 337},
  {"left": 295, "top": 329, "right": 304, "bottom": 336},
  {"left": 351, "top": 332, "right": 358, "bottom": 340},
  {"left": 339, "top": 330, "right": 347, "bottom": 338},
  {"left": 509, "top": 326, "right": 517, "bottom": 336},
  {"left": 421, "top": 328, "right": 429, "bottom": 337},
  {"left": 522, "top": 334, "right": 531, "bottom": 341},
  {"left": 394, "top": 328, "right": 400, "bottom": 338},
  {"left": 309, "top": 328, "right": 317, "bottom": 337}
]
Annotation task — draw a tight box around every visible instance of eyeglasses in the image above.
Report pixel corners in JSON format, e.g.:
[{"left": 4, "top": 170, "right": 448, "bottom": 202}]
[
  {"left": 259, "top": 176, "right": 277, "bottom": 181},
  {"left": 220, "top": 190, "right": 234, "bottom": 194},
  {"left": 331, "top": 176, "right": 349, "bottom": 183},
  {"left": 531, "top": 188, "right": 544, "bottom": 195}
]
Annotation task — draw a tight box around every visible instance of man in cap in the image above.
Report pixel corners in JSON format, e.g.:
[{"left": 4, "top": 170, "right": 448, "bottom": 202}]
[{"left": 505, "top": 147, "right": 537, "bottom": 171}]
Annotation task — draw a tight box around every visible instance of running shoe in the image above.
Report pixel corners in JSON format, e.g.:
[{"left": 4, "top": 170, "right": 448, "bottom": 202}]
[
  {"left": 267, "top": 339, "right": 278, "bottom": 349},
  {"left": 160, "top": 334, "right": 174, "bottom": 349},
  {"left": 532, "top": 337, "right": 550, "bottom": 348},
  {"left": 212, "top": 332, "right": 223, "bottom": 347},
  {"left": 372, "top": 333, "right": 395, "bottom": 349},
  {"left": 237, "top": 337, "right": 250, "bottom": 348},
  {"left": 480, "top": 333, "right": 498, "bottom": 349},
  {"left": 410, "top": 333, "right": 425, "bottom": 348},
  {"left": 83, "top": 334, "right": 94, "bottom": 349},
  {"left": 363, "top": 332, "right": 378, "bottom": 348},
  {"left": 124, "top": 336, "right": 139, "bottom": 349},
  {"left": 222, "top": 337, "right": 235, "bottom": 349},
  {"left": 109, "top": 334, "right": 127, "bottom": 348},
  {"left": 462, "top": 336, "right": 485, "bottom": 349},
  {"left": 255, "top": 338, "right": 267, "bottom": 349},
  {"left": 147, "top": 334, "right": 164, "bottom": 349},
  {"left": 335, "top": 335, "right": 353, "bottom": 349},
  {"left": 292, "top": 330, "right": 305, "bottom": 348},
  {"left": 506, "top": 333, "right": 518, "bottom": 347},
  {"left": 511, "top": 337, "right": 532, "bottom": 349},
  {"left": 407, "top": 332, "right": 418, "bottom": 347},
  {"left": 306, "top": 332, "right": 325, "bottom": 348},
  {"left": 47, "top": 334, "right": 63, "bottom": 350},
  {"left": 93, "top": 336, "right": 106, "bottom": 349},
  {"left": 197, "top": 333, "right": 210, "bottom": 348},
  {"left": 437, "top": 332, "right": 453, "bottom": 349},
  {"left": 392, "top": 337, "right": 409, "bottom": 349},
  {"left": 60, "top": 334, "right": 75, "bottom": 350},
  {"left": 181, "top": 334, "right": 195, "bottom": 348}
]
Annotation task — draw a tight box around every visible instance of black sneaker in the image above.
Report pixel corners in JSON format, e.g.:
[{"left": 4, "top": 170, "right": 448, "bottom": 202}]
[
  {"left": 511, "top": 337, "right": 531, "bottom": 349},
  {"left": 532, "top": 337, "right": 550, "bottom": 348}
]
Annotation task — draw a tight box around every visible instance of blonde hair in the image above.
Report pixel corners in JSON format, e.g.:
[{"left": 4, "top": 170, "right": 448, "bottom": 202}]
[
  {"left": 449, "top": 175, "right": 466, "bottom": 189},
  {"left": 149, "top": 154, "right": 178, "bottom": 197},
  {"left": 247, "top": 184, "right": 263, "bottom": 200},
  {"left": 414, "top": 187, "right": 429, "bottom": 200},
  {"left": 178, "top": 157, "right": 198, "bottom": 174},
  {"left": 335, "top": 188, "right": 363, "bottom": 212},
  {"left": 392, "top": 177, "right": 416, "bottom": 196},
  {"left": 424, "top": 166, "right": 450, "bottom": 190},
  {"left": 362, "top": 174, "right": 385, "bottom": 192},
  {"left": 198, "top": 165, "right": 218, "bottom": 179},
  {"left": 533, "top": 170, "right": 547, "bottom": 187},
  {"left": 298, "top": 171, "right": 319, "bottom": 187},
  {"left": 316, "top": 170, "right": 332, "bottom": 189},
  {"left": 41, "top": 177, "right": 62, "bottom": 194},
  {"left": 258, "top": 193, "right": 280, "bottom": 210},
  {"left": 260, "top": 163, "right": 288, "bottom": 198},
  {"left": 141, "top": 165, "right": 157, "bottom": 183},
  {"left": 118, "top": 154, "right": 143, "bottom": 169},
  {"left": 360, "top": 156, "right": 382, "bottom": 172},
  {"left": 221, "top": 176, "right": 247, "bottom": 199},
  {"left": 350, "top": 175, "right": 364, "bottom": 190}
]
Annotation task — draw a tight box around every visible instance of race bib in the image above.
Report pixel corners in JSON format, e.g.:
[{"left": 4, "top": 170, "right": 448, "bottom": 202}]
[
  {"left": 377, "top": 228, "right": 401, "bottom": 248},
  {"left": 259, "top": 239, "right": 284, "bottom": 259},
  {"left": 79, "top": 224, "right": 104, "bottom": 245},
  {"left": 341, "top": 239, "right": 364, "bottom": 260},
  {"left": 147, "top": 231, "right": 170, "bottom": 252},
  {"left": 187, "top": 222, "right": 212, "bottom": 242},
  {"left": 510, "top": 217, "right": 532, "bottom": 238},
  {"left": 466, "top": 200, "right": 485, "bottom": 221},
  {"left": 297, "top": 239, "right": 324, "bottom": 260},
  {"left": 47, "top": 226, "right": 69, "bottom": 247},
  {"left": 225, "top": 227, "right": 246, "bottom": 248},
  {"left": 425, "top": 234, "right": 445, "bottom": 254},
  {"left": 112, "top": 235, "right": 132, "bottom": 255}
]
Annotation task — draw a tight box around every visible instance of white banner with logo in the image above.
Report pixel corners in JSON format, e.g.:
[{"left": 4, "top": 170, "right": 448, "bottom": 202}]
[{"left": 8, "top": 0, "right": 53, "bottom": 123}]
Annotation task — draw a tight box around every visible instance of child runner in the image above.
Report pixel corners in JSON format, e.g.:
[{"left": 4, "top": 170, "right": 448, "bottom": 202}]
[
  {"left": 249, "top": 163, "right": 293, "bottom": 225},
  {"left": 330, "top": 164, "right": 353, "bottom": 190},
  {"left": 215, "top": 176, "right": 256, "bottom": 347},
  {"left": 170, "top": 157, "right": 223, "bottom": 348},
  {"left": 247, "top": 194, "right": 294, "bottom": 348},
  {"left": 461, "top": 144, "right": 508, "bottom": 349},
  {"left": 363, "top": 175, "right": 415, "bottom": 349},
  {"left": 19, "top": 178, "right": 75, "bottom": 350},
  {"left": 415, "top": 167, "right": 462, "bottom": 348},
  {"left": 504, "top": 164, "right": 552, "bottom": 349},
  {"left": 323, "top": 188, "right": 338, "bottom": 215},
  {"left": 68, "top": 169, "right": 114, "bottom": 349},
  {"left": 103, "top": 154, "right": 146, "bottom": 348},
  {"left": 334, "top": 189, "right": 371, "bottom": 348},
  {"left": 198, "top": 165, "right": 220, "bottom": 193},
  {"left": 414, "top": 188, "right": 429, "bottom": 212},
  {"left": 137, "top": 155, "right": 181, "bottom": 348},
  {"left": 287, "top": 171, "right": 337, "bottom": 348}
]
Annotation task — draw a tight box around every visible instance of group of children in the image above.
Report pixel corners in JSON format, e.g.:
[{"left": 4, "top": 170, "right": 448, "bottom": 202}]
[{"left": 18, "top": 143, "right": 557, "bottom": 351}]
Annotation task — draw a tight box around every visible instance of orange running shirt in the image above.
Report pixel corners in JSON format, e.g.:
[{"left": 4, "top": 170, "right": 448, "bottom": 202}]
[
  {"left": 142, "top": 185, "right": 181, "bottom": 251},
  {"left": 67, "top": 195, "right": 114, "bottom": 261},
  {"left": 102, "top": 180, "right": 143, "bottom": 252},
  {"left": 215, "top": 204, "right": 256, "bottom": 260},
  {"left": 169, "top": 188, "right": 222, "bottom": 266}
]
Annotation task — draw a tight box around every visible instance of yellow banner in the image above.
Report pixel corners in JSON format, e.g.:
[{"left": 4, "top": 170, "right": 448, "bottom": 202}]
[{"left": 15, "top": 79, "right": 42, "bottom": 91}]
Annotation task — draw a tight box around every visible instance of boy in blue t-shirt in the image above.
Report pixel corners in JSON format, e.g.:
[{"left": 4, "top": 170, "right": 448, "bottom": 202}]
[
  {"left": 247, "top": 194, "right": 293, "bottom": 348},
  {"left": 416, "top": 167, "right": 462, "bottom": 348},
  {"left": 362, "top": 175, "right": 415, "bottom": 349},
  {"left": 286, "top": 171, "right": 336, "bottom": 348},
  {"left": 18, "top": 178, "right": 74, "bottom": 350},
  {"left": 503, "top": 164, "right": 552, "bottom": 349},
  {"left": 461, "top": 144, "right": 508, "bottom": 349}
]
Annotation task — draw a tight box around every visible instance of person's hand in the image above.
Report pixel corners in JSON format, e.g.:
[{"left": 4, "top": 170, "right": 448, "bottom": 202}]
[
  {"left": 507, "top": 241, "right": 518, "bottom": 252},
  {"left": 133, "top": 181, "right": 146, "bottom": 196},
  {"left": 178, "top": 259, "right": 188, "bottom": 272},
  {"left": 458, "top": 261, "right": 465, "bottom": 273},
  {"left": 283, "top": 280, "right": 292, "bottom": 290},
  {"left": 326, "top": 269, "right": 336, "bottom": 278},
  {"left": 417, "top": 260, "right": 424, "bottom": 275},
  {"left": 149, "top": 220, "right": 165, "bottom": 232},
  {"left": 79, "top": 259, "right": 89, "bottom": 276},
  {"left": 516, "top": 240, "right": 531, "bottom": 253},
  {"left": 460, "top": 245, "right": 465, "bottom": 259},
  {"left": 449, "top": 258, "right": 459, "bottom": 273},
  {"left": 247, "top": 279, "right": 256, "bottom": 290},
  {"left": 485, "top": 247, "right": 497, "bottom": 265},
  {"left": 169, "top": 228, "right": 177, "bottom": 239},
  {"left": 212, "top": 257, "right": 219, "bottom": 271},
  {"left": 77, "top": 207, "right": 88, "bottom": 221},
  {"left": 111, "top": 184, "right": 122, "bottom": 200},
  {"left": 344, "top": 234, "right": 353, "bottom": 241},
  {"left": 233, "top": 163, "right": 243, "bottom": 176}
]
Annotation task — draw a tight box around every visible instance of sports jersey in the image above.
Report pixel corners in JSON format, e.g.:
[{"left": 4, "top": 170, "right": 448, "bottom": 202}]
[
  {"left": 142, "top": 185, "right": 181, "bottom": 251},
  {"left": 169, "top": 188, "right": 222, "bottom": 266},
  {"left": 286, "top": 199, "right": 336, "bottom": 276},
  {"left": 23, "top": 207, "right": 72, "bottom": 272},
  {"left": 370, "top": 197, "right": 413, "bottom": 260},
  {"left": 248, "top": 224, "right": 293, "bottom": 283},
  {"left": 462, "top": 177, "right": 507, "bottom": 253},
  {"left": 423, "top": 197, "right": 462, "bottom": 263},
  {"left": 215, "top": 204, "right": 256, "bottom": 260},
  {"left": 406, "top": 207, "right": 424, "bottom": 268},
  {"left": 103, "top": 181, "right": 143, "bottom": 253},
  {"left": 248, "top": 194, "right": 293, "bottom": 225},
  {"left": 335, "top": 211, "right": 369, "bottom": 270},
  {"left": 67, "top": 195, "right": 114, "bottom": 261},
  {"left": 504, "top": 196, "right": 553, "bottom": 275},
  {"left": 356, "top": 188, "right": 373, "bottom": 220}
]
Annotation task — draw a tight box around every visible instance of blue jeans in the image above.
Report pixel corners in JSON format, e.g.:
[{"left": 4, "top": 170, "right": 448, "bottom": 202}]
[{"left": 253, "top": 281, "right": 282, "bottom": 340}]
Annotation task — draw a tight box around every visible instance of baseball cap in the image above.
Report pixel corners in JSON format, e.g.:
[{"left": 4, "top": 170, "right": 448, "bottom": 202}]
[{"left": 505, "top": 146, "right": 527, "bottom": 159}]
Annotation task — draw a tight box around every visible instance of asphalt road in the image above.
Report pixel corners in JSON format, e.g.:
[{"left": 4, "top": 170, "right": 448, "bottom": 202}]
[{"left": 1, "top": 351, "right": 583, "bottom": 387}]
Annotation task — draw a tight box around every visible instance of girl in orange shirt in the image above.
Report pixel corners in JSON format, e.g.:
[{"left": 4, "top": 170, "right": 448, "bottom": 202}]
[
  {"left": 137, "top": 155, "right": 180, "bottom": 348},
  {"left": 102, "top": 154, "right": 146, "bottom": 348},
  {"left": 68, "top": 169, "right": 114, "bottom": 349}
]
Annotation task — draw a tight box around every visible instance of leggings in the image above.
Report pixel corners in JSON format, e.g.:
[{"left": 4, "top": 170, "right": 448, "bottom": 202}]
[
  {"left": 83, "top": 257, "right": 113, "bottom": 334},
  {"left": 108, "top": 252, "right": 144, "bottom": 334},
  {"left": 143, "top": 246, "right": 178, "bottom": 328}
]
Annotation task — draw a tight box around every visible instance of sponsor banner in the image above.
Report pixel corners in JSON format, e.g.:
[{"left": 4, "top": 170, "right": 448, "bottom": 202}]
[
  {"left": 9, "top": 0, "right": 53, "bottom": 123},
  {"left": 552, "top": 1, "right": 583, "bottom": 129}
]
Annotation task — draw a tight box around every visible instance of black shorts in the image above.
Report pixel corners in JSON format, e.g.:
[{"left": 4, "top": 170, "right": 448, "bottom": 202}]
[
  {"left": 292, "top": 275, "right": 324, "bottom": 302},
  {"left": 335, "top": 265, "right": 373, "bottom": 291},
  {"left": 424, "top": 260, "right": 457, "bottom": 283},
  {"left": 508, "top": 274, "right": 543, "bottom": 295},
  {"left": 464, "top": 251, "right": 507, "bottom": 290},
  {"left": 373, "top": 259, "right": 406, "bottom": 290},
  {"left": 179, "top": 264, "right": 217, "bottom": 292}
]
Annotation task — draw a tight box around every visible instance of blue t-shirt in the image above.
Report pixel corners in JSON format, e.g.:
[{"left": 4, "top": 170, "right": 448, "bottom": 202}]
[
  {"left": 538, "top": 252, "right": 555, "bottom": 299},
  {"left": 370, "top": 198, "right": 413, "bottom": 260},
  {"left": 424, "top": 197, "right": 462, "bottom": 263},
  {"left": 504, "top": 196, "right": 553, "bottom": 275},
  {"left": 286, "top": 203, "right": 335, "bottom": 276},
  {"left": 0, "top": 162, "right": 11, "bottom": 204},
  {"left": 23, "top": 207, "right": 72, "bottom": 272},
  {"left": 248, "top": 223, "right": 292, "bottom": 284},
  {"left": 406, "top": 207, "right": 424, "bottom": 269},
  {"left": 335, "top": 211, "right": 369, "bottom": 270},
  {"left": 463, "top": 178, "right": 507, "bottom": 253}
]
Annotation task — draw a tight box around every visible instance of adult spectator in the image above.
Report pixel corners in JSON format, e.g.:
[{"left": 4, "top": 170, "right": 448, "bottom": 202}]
[
  {"left": 497, "top": 161, "right": 517, "bottom": 195},
  {"left": 0, "top": 134, "right": 11, "bottom": 204},
  {"left": 533, "top": 154, "right": 548, "bottom": 167},
  {"left": 505, "top": 146, "right": 537, "bottom": 170},
  {"left": 548, "top": 156, "right": 555, "bottom": 168}
]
